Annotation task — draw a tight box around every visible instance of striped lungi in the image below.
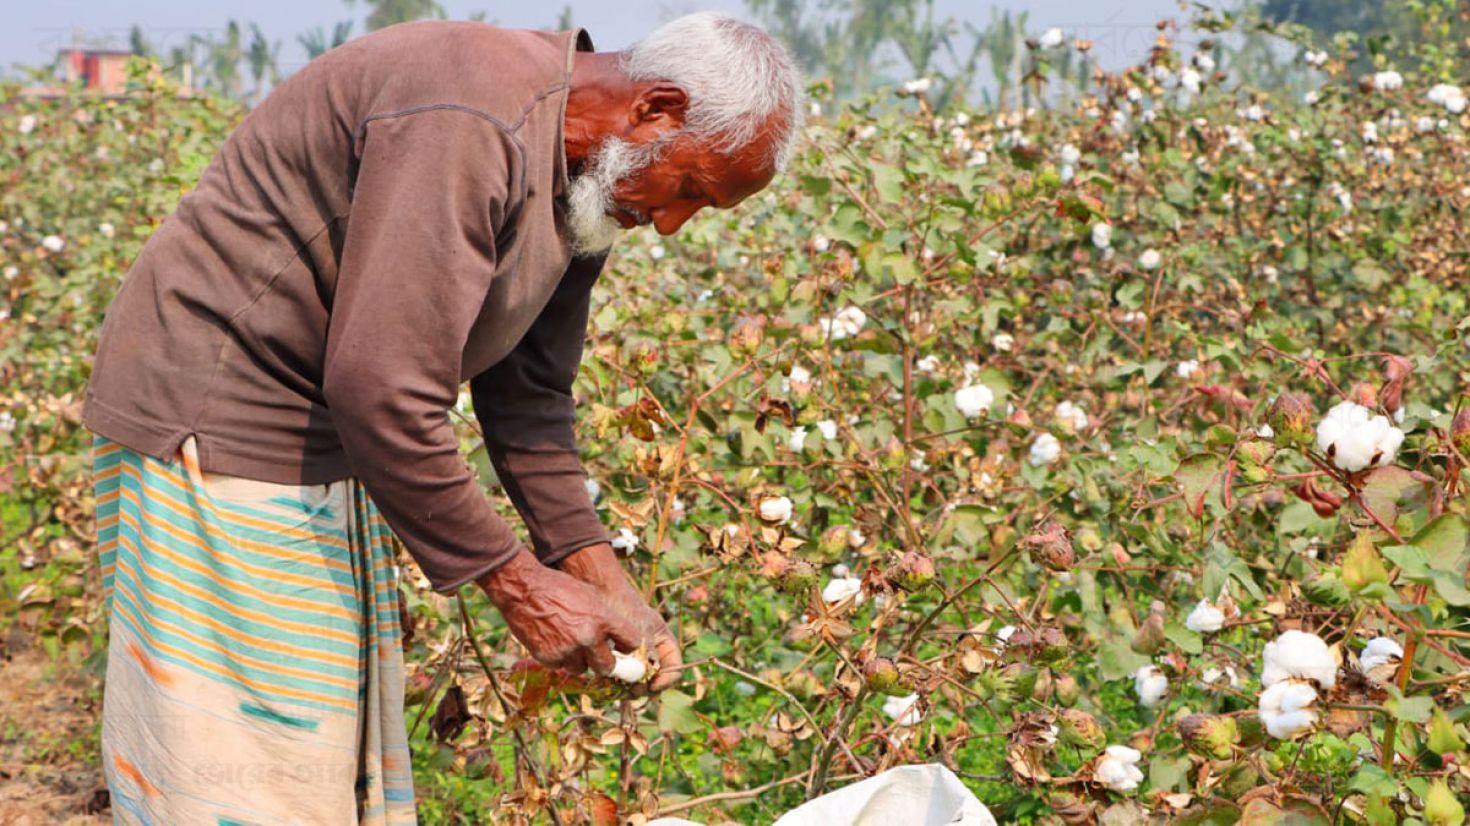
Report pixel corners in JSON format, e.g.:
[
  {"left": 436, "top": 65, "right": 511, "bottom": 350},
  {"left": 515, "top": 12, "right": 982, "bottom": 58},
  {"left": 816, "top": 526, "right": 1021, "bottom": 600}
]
[{"left": 92, "top": 434, "right": 417, "bottom": 824}]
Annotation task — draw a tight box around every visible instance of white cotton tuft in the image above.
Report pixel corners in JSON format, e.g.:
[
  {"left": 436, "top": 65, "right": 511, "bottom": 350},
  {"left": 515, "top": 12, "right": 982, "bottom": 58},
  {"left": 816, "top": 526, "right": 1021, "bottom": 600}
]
[
  {"left": 1185, "top": 599, "right": 1225, "bottom": 633},
  {"left": 822, "top": 575, "right": 863, "bottom": 604},
  {"left": 1261, "top": 630, "right": 1338, "bottom": 689},
  {"left": 609, "top": 650, "right": 648, "bottom": 683},
  {"left": 1258, "top": 679, "right": 1320, "bottom": 739},
  {"left": 882, "top": 692, "right": 922, "bottom": 725},
  {"left": 1315, "top": 401, "right": 1405, "bottom": 472},
  {"left": 1029, "top": 433, "right": 1061, "bottom": 466},
  {"left": 1095, "top": 745, "right": 1144, "bottom": 792},
  {"left": 955, "top": 384, "right": 995, "bottom": 420},
  {"left": 1359, "top": 637, "right": 1404, "bottom": 674},
  {"left": 758, "top": 496, "right": 794, "bottom": 524},
  {"left": 1133, "top": 665, "right": 1169, "bottom": 707}
]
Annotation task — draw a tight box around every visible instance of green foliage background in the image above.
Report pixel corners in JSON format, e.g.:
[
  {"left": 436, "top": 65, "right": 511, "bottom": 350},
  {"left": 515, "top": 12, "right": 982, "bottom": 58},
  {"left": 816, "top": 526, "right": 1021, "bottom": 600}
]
[{"left": 6, "top": 6, "right": 1470, "bottom": 823}]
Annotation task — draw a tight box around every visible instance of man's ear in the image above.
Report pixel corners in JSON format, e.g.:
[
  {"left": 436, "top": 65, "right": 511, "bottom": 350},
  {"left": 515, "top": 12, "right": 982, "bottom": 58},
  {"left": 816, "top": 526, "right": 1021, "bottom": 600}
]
[{"left": 629, "top": 83, "right": 689, "bottom": 132}]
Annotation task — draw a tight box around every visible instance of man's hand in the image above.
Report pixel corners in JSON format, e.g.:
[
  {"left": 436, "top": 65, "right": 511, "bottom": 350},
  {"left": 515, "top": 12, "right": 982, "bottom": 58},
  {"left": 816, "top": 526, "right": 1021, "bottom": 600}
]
[
  {"left": 560, "top": 542, "right": 684, "bottom": 692},
  {"left": 476, "top": 548, "right": 641, "bottom": 676}
]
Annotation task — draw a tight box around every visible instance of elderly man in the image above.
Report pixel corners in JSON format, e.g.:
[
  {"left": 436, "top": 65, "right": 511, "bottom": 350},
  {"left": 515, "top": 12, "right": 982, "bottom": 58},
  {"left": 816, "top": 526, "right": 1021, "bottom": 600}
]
[{"left": 83, "top": 13, "right": 802, "bottom": 823}]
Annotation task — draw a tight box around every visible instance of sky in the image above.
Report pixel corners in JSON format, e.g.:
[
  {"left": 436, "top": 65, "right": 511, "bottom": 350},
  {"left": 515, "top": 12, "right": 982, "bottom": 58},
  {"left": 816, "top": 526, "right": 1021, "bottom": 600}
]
[{"left": 6, "top": 0, "right": 1197, "bottom": 79}]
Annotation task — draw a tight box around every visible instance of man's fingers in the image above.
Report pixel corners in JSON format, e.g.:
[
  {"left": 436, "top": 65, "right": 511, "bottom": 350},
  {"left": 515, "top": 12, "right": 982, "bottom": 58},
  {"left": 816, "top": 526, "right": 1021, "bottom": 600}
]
[
  {"left": 606, "top": 616, "right": 643, "bottom": 653},
  {"left": 648, "top": 634, "right": 684, "bottom": 691},
  {"left": 586, "top": 639, "right": 616, "bottom": 675}
]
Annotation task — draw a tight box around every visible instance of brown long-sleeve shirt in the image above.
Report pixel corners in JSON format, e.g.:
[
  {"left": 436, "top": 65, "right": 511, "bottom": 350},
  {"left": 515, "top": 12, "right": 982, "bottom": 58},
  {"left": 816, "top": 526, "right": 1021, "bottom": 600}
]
[{"left": 83, "top": 21, "right": 610, "bottom": 592}]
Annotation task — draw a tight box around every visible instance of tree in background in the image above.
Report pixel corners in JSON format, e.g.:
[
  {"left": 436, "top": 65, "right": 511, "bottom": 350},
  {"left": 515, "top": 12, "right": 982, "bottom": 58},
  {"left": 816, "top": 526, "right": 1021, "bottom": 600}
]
[
  {"left": 743, "top": 0, "right": 1090, "bottom": 110},
  {"left": 246, "top": 23, "right": 282, "bottom": 105},
  {"left": 1257, "top": 0, "right": 1470, "bottom": 77},
  {"left": 351, "top": 0, "right": 447, "bottom": 32},
  {"left": 299, "top": 21, "right": 356, "bottom": 60}
]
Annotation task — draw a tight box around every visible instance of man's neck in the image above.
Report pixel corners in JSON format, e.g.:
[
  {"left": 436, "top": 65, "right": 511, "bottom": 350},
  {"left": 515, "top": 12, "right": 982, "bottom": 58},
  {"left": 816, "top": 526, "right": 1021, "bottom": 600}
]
[{"left": 564, "top": 52, "right": 635, "bottom": 171}]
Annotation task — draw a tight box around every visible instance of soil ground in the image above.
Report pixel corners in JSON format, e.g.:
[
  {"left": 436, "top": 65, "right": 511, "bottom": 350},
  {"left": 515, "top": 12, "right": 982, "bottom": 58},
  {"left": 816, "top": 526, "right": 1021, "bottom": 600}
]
[{"left": 0, "top": 631, "right": 110, "bottom": 825}]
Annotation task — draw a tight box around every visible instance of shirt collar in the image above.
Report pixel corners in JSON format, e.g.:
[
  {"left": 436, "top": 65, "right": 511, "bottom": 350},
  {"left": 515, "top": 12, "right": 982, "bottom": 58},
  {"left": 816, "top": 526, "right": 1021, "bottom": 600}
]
[{"left": 554, "top": 28, "right": 595, "bottom": 198}]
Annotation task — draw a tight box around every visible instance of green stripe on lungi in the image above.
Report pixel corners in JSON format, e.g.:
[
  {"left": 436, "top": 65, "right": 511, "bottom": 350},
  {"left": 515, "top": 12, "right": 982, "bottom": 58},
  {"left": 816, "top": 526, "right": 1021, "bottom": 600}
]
[{"left": 93, "top": 435, "right": 417, "bottom": 825}]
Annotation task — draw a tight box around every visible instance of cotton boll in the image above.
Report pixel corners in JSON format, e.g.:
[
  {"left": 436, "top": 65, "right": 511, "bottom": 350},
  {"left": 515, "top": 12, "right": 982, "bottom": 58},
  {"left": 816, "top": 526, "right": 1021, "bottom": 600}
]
[
  {"left": 1185, "top": 599, "right": 1225, "bottom": 633},
  {"left": 1359, "top": 636, "right": 1404, "bottom": 679},
  {"left": 788, "top": 426, "right": 809, "bottom": 452},
  {"left": 1261, "top": 629, "right": 1338, "bottom": 689},
  {"left": 1059, "top": 143, "right": 1081, "bottom": 165},
  {"left": 1315, "top": 401, "right": 1405, "bottom": 472},
  {"left": 783, "top": 364, "right": 813, "bottom": 394},
  {"left": 1137, "top": 248, "right": 1161, "bottom": 270},
  {"left": 1304, "top": 49, "right": 1328, "bottom": 67},
  {"left": 99, "top": 222, "right": 115, "bottom": 239},
  {"left": 1179, "top": 68, "right": 1202, "bottom": 95},
  {"left": 17, "top": 114, "right": 36, "bottom": 134},
  {"left": 758, "top": 496, "right": 794, "bottom": 525},
  {"left": 610, "top": 526, "right": 640, "bottom": 554},
  {"left": 1258, "top": 679, "right": 1321, "bottom": 739},
  {"left": 819, "top": 306, "right": 868, "bottom": 340},
  {"left": 1095, "top": 745, "right": 1144, "bottom": 792},
  {"left": 991, "top": 332, "right": 1014, "bottom": 352},
  {"left": 1176, "top": 359, "right": 1200, "bottom": 379},
  {"left": 609, "top": 650, "right": 648, "bottom": 683},
  {"left": 1091, "top": 222, "right": 1113, "bottom": 249},
  {"left": 882, "top": 693, "right": 922, "bottom": 726},
  {"left": 584, "top": 477, "right": 602, "bottom": 503},
  {"left": 1373, "top": 70, "right": 1403, "bottom": 92},
  {"left": 1029, "top": 433, "right": 1061, "bottom": 466},
  {"left": 1134, "top": 665, "right": 1169, "bottom": 707},
  {"left": 41, "top": 235, "right": 64, "bottom": 253},
  {"left": 916, "top": 354, "right": 941, "bottom": 374},
  {"left": 1055, "top": 401, "right": 1088, "bottom": 432},
  {"left": 955, "top": 384, "right": 995, "bottom": 419},
  {"left": 822, "top": 576, "right": 864, "bottom": 604},
  {"left": 816, "top": 420, "right": 838, "bottom": 440},
  {"left": 901, "top": 77, "right": 932, "bottom": 95},
  {"left": 1038, "top": 28, "right": 1065, "bottom": 49}
]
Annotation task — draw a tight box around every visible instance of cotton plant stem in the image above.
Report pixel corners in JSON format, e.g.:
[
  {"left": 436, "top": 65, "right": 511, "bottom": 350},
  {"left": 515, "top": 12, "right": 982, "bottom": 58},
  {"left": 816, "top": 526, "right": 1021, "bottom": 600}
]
[
  {"left": 654, "top": 769, "right": 826, "bottom": 817},
  {"left": 807, "top": 686, "right": 869, "bottom": 800},
  {"left": 456, "top": 593, "right": 567, "bottom": 826}
]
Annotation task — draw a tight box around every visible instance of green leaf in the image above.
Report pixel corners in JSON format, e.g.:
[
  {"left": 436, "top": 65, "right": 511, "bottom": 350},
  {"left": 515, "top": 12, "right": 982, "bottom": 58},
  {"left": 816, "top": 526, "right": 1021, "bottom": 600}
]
[
  {"left": 1381, "top": 544, "right": 1431, "bottom": 583},
  {"left": 658, "top": 690, "right": 703, "bottom": 735},
  {"left": 871, "top": 163, "right": 904, "bottom": 205},
  {"left": 1428, "top": 708, "right": 1465, "bottom": 755},
  {"left": 1098, "top": 634, "right": 1151, "bottom": 681},
  {"left": 1175, "top": 454, "right": 1226, "bottom": 520},
  {"left": 1359, "top": 466, "right": 1420, "bottom": 528},
  {"left": 1147, "top": 754, "right": 1191, "bottom": 792},
  {"left": 1165, "top": 620, "right": 1204, "bottom": 654},
  {"left": 1426, "top": 779, "right": 1466, "bottom": 826},
  {"left": 1433, "top": 571, "right": 1470, "bottom": 607},
  {"left": 1412, "top": 515, "right": 1469, "bottom": 574},
  {"left": 1386, "top": 692, "right": 1435, "bottom": 724}
]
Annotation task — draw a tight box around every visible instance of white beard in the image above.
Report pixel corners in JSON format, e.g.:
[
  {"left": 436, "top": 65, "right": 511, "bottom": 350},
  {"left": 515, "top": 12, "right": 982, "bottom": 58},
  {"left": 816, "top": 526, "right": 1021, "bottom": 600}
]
[{"left": 566, "top": 136, "right": 662, "bottom": 257}]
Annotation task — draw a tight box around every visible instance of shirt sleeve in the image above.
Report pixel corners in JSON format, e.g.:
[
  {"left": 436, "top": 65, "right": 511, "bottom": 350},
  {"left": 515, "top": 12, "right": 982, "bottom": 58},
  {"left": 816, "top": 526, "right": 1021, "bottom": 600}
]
[
  {"left": 321, "top": 109, "right": 526, "bottom": 594},
  {"left": 469, "top": 253, "right": 610, "bottom": 567}
]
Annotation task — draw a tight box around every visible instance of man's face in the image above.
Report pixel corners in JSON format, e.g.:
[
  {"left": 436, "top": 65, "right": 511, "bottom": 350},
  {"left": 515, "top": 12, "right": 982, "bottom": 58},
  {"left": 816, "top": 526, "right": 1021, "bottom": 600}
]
[{"left": 566, "top": 128, "right": 778, "bottom": 256}]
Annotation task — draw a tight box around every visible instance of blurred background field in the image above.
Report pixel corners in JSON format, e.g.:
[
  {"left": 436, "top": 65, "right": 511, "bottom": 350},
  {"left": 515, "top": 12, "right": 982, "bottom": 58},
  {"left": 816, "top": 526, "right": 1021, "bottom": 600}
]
[{"left": 5, "top": 1, "right": 1470, "bottom": 823}]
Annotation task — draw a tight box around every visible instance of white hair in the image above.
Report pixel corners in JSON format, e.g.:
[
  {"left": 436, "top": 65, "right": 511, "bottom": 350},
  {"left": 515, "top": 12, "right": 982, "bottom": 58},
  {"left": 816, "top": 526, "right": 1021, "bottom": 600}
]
[{"left": 620, "top": 12, "right": 805, "bottom": 171}]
